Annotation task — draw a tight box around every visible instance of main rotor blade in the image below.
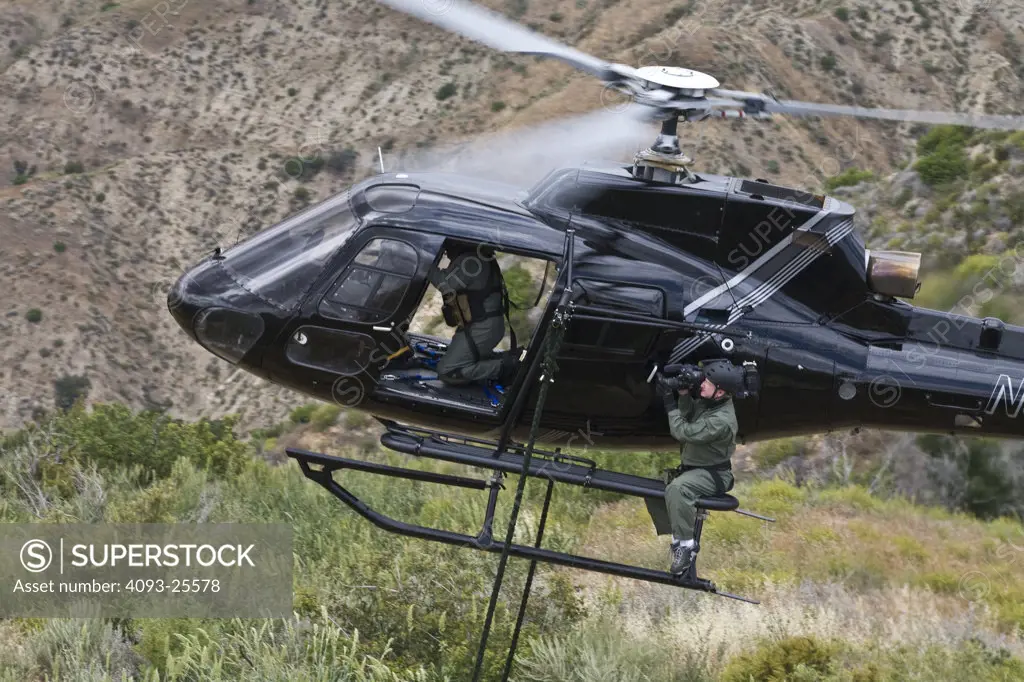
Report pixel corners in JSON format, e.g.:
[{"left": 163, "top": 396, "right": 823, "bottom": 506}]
[
  {"left": 374, "top": 0, "right": 619, "bottom": 80},
  {"left": 711, "top": 89, "right": 1024, "bottom": 130},
  {"left": 396, "top": 104, "right": 654, "bottom": 186},
  {"left": 768, "top": 100, "right": 1024, "bottom": 130}
]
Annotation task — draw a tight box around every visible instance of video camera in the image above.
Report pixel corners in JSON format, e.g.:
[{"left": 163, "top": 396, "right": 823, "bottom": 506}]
[
  {"left": 659, "top": 364, "right": 706, "bottom": 395},
  {"left": 656, "top": 360, "right": 760, "bottom": 399}
]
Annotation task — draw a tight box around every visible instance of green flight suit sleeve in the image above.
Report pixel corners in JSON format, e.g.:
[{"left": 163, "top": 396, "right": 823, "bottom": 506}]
[{"left": 667, "top": 405, "right": 731, "bottom": 445}]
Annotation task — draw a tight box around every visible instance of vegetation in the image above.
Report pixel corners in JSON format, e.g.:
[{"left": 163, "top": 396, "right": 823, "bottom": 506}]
[
  {"left": 435, "top": 82, "right": 458, "bottom": 101},
  {"left": 24, "top": 308, "right": 42, "bottom": 323},
  {"left": 914, "top": 125, "right": 970, "bottom": 186},
  {"left": 824, "top": 167, "right": 875, "bottom": 191},
  {"left": 2, "top": 404, "right": 1024, "bottom": 679}
]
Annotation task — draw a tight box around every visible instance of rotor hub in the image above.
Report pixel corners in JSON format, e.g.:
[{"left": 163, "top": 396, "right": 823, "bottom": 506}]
[{"left": 635, "top": 66, "right": 720, "bottom": 96}]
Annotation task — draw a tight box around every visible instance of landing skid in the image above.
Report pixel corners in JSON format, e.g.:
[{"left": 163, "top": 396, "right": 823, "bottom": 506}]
[{"left": 287, "top": 441, "right": 755, "bottom": 598}]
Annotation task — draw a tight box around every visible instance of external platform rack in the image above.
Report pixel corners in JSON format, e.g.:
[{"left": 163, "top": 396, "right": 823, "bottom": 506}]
[{"left": 287, "top": 426, "right": 765, "bottom": 597}]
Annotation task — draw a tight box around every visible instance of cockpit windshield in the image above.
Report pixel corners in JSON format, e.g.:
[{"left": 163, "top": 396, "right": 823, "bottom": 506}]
[{"left": 219, "top": 191, "right": 360, "bottom": 310}]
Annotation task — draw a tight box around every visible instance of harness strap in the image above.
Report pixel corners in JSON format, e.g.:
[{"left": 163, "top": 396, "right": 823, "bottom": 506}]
[{"left": 678, "top": 462, "right": 733, "bottom": 495}]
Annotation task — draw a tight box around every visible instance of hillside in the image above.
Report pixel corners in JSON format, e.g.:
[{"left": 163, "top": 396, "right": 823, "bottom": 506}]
[
  {"left": 3, "top": 0, "right": 1024, "bottom": 429},
  {"left": 3, "top": 405, "right": 1024, "bottom": 680}
]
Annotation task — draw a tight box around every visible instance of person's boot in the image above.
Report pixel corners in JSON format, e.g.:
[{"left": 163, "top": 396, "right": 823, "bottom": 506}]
[
  {"left": 670, "top": 540, "right": 695, "bottom": 576},
  {"left": 497, "top": 353, "right": 520, "bottom": 384}
]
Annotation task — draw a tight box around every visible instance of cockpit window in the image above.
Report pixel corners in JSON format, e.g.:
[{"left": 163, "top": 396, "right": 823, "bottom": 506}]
[
  {"left": 319, "top": 238, "right": 419, "bottom": 324},
  {"left": 219, "top": 191, "right": 359, "bottom": 310}
]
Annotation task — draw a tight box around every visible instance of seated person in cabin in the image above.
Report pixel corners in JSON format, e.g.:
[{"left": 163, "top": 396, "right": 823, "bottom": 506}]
[{"left": 426, "top": 243, "right": 520, "bottom": 386}]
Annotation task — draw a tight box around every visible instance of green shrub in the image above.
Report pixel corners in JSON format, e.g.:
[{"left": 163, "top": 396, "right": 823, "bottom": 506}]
[
  {"left": 916, "top": 145, "right": 969, "bottom": 186},
  {"left": 720, "top": 636, "right": 840, "bottom": 682},
  {"left": 491, "top": 100, "right": 506, "bottom": 112},
  {"left": 310, "top": 404, "right": 341, "bottom": 431},
  {"left": 824, "top": 167, "right": 874, "bottom": 191},
  {"left": 435, "top": 82, "right": 457, "bottom": 101},
  {"left": 289, "top": 402, "right": 319, "bottom": 424},
  {"left": 287, "top": 87, "right": 298, "bottom": 96},
  {"left": 293, "top": 186, "right": 310, "bottom": 201},
  {"left": 53, "top": 241, "right": 66, "bottom": 253},
  {"left": 63, "top": 161, "right": 84, "bottom": 174},
  {"left": 834, "top": 6, "right": 849, "bottom": 20},
  {"left": 25, "top": 308, "right": 42, "bottom": 323},
  {"left": 917, "top": 124, "right": 971, "bottom": 156},
  {"left": 752, "top": 437, "right": 809, "bottom": 469},
  {"left": 54, "top": 374, "right": 91, "bottom": 412},
  {"left": 52, "top": 404, "right": 250, "bottom": 483},
  {"left": 326, "top": 147, "right": 358, "bottom": 175}
]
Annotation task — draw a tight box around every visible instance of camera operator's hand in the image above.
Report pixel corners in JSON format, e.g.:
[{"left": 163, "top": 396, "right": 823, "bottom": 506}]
[{"left": 655, "top": 375, "right": 677, "bottom": 412}]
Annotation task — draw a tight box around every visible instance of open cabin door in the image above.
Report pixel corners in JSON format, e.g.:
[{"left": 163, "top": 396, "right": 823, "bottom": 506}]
[{"left": 277, "top": 226, "right": 445, "bottom": 404}]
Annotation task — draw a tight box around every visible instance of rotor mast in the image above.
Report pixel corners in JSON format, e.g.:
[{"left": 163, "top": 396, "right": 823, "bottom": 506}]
[{"left": 628, "top": 66, "right": 720, "bottom": 184}]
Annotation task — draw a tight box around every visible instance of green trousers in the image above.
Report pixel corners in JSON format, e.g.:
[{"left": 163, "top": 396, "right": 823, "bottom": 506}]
[
  {"left": 436, "top": 317, "right": 505, "bottom": 385},
  {"left": 665, "top": 468, "right": 735, "bottom": 542}
]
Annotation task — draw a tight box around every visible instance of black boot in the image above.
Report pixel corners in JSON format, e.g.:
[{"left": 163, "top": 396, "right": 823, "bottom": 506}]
[{"left": 498, "top": 354, "right": 520, "bottom": 384}]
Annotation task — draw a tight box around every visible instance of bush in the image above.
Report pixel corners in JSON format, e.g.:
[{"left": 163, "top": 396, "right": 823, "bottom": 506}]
[
  {"left": 53, "top": 241, "right": 66, "bottom": 253},
  {"left": 834, "top": 6, "right": 849, "bottom": 20},
  {"left": 326, "top": 148, "right": 358, "bottom": 175},
  {"left": 63, "top": 161, "right": 84, "bottom": 174},
  {"left": 293, "top": 186, "right": 310, "bottom": 201},
  {"left": 25, "top": 308, "right": 42, "bottom": 323},
  {"left": 491, "top": 100, "right": 506, "bottom": 112},
  {"left": 916, "top": 145, "right": 969, "bottom": 186},
  {"left": 720, "top": 636, "right": 840, "bottom": 682},
  {"left": 310, "top": 404, "right": 342, "bottom": 431},
  {"left": 820, "top": 52, "right": 838, "bottom": 71},
  {"left": 287, "top": 87, "right": 298, "bottom": 97},
  {"left": 52, "top": 404, "right": 250, "bottom": 482},
  {"left": 917, "top": 124, "right": 971, "bottom": 156},
  {"left": 824, "top": 167, "right": 875, "bottom": 191},
  {"left": 289, "top": 403, "right": 319, "bottom": 425},
  {"left": 54, "top": 375, "right": 91, "bottom": 412},
  {"left": 435, "top": 82, "right": 457, "bottom": 101},
  {"left": 752, "top": 437, "right": 808, "bottom": 469}
]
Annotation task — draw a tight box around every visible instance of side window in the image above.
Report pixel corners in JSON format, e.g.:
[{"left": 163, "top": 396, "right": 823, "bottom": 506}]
[
  {"left": 319, "top": 238, "right": 418, "bottom": 324},
  {"left": 573, "top": 279, "right": 664, "bottom": 316},
  {"left": 565, "top": 280, "right": 664, "bottom": 357}
]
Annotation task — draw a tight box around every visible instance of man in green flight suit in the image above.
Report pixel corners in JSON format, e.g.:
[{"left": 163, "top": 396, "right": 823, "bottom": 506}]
[
  {"left": 658, "top": 359, "right": 745, "bottom": 575},
  {"left": 427, "top": 243, "right": 519, "bottom": 386}
]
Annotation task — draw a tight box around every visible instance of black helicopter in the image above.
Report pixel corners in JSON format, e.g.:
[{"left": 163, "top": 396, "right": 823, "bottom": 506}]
[
  {"left": 168, "top": 2, "right": 1024, "bottom": 451},
  {"left": 167, "top": 0, "right": 1024, "bottom": 624}
]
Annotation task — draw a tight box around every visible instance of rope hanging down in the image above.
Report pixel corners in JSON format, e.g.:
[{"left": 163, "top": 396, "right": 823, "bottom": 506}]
[{"left": 471, "top": 306, "right": 569, "bottom": 681}]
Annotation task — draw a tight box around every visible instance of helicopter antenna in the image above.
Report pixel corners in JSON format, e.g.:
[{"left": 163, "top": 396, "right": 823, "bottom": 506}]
[{"left": 378, "top": 146, "right": 385, "bottom": 174}]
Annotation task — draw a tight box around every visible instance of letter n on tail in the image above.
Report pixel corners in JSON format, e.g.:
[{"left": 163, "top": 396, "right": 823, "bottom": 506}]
[{"left": 985, "top": 374, "right": 1024, "bottom": 417}]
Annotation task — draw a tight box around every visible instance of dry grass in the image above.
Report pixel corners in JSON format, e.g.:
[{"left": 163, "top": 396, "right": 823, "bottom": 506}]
[{"left": 571, "top": 479, "right": 1024, "bottom": 637}]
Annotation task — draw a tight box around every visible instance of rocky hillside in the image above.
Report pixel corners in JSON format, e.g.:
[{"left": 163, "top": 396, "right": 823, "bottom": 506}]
[{"left": 3, "top": 0, "right": 1024, "bottom": 429}]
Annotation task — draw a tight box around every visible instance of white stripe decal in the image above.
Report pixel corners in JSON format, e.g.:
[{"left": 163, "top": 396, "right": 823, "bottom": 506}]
[
  {"left": 668, "top": 218, "right": 853, "bottom": 364},
  {"left": 681, "top": 209, "right": 830, "bottom": 317}
]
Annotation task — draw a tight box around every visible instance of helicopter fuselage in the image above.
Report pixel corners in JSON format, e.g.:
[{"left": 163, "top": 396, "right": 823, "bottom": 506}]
[{"left": 168, "top": 166, "right": 1024, "bottom": 450}]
